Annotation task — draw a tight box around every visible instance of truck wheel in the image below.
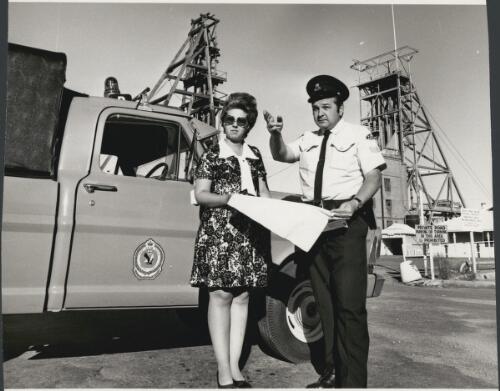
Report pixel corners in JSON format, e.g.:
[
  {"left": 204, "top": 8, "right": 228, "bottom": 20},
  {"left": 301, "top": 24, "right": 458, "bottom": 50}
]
[{"left": 257, "top": 259, "right": 324, "bottom": 363}]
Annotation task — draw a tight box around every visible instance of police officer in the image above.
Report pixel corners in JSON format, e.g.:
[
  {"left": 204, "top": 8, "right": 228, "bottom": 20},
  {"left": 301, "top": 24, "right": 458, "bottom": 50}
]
[{"left": 264, "top": 75, "right": 386, "bottom": 388}]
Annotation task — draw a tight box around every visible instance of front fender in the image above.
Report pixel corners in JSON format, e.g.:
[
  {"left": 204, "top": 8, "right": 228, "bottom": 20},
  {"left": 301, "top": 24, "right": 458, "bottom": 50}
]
[
  {"left": 268, "top": 227, "right": 384, "bottom": 299},
  {"left": 270, "top": 232, "right": 297, "bottom": 267}
]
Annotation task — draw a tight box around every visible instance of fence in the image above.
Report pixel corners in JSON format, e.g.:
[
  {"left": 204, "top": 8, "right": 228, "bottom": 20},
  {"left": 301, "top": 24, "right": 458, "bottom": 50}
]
[{"left": 404, "top": 241, "right": 495, "bottom": 260}]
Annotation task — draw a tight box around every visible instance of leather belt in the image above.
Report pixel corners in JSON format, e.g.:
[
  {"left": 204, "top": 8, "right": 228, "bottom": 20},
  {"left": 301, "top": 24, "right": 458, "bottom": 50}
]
[
  {"left": 305, "top": 199, "right": 352, "bottom": 210},
  {"left": 306, "top": 198, "right": 373, "bottom": 211}
]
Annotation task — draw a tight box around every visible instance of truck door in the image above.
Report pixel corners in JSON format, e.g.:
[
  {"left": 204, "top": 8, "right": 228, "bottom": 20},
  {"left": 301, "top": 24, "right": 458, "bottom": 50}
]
[{"left": 64, "top": 109, "right": 200, "bottom": 309}]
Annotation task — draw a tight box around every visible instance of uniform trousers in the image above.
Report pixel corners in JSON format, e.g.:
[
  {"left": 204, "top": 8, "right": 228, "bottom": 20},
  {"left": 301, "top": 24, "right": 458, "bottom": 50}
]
[{"left": 307, "top": 200, "right": 373, "bottom": 388}]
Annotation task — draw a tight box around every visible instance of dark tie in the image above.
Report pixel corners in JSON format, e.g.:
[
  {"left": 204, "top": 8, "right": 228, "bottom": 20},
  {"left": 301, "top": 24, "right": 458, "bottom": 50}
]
[{"left": 313, "top": 129, "right": 331, "bottom": 204}]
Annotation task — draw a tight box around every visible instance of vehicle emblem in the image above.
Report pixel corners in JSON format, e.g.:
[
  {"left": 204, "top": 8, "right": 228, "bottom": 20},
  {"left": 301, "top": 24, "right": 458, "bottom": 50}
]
[{"left": 133, "top": 238, "right": 165, "bottom": 280}]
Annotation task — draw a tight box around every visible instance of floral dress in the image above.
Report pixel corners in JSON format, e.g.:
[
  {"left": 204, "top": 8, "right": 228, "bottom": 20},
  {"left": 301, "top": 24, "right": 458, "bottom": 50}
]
[{"left": 190, "top": 142, "right": 270, "bottom": 289}]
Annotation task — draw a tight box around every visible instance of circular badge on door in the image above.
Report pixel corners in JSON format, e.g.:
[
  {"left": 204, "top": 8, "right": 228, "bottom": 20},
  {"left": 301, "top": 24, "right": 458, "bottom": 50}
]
[{"left": 133, "top": 238, "right": 165, "bottom": 280}]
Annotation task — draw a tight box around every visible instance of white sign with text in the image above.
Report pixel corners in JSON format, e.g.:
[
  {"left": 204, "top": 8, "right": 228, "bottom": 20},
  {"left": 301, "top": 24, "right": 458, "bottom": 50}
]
[
  {"left": 415, "top": 224, "right": 449, "bottom": 244},
  {"left": 461, "top": 208, "right": 482, "bottom": 231}
]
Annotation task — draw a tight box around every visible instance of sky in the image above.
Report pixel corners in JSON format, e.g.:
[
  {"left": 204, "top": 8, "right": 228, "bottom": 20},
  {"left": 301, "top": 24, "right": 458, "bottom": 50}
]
[{"left": 7, "top": 1, "right": 492, "bottom": 209}]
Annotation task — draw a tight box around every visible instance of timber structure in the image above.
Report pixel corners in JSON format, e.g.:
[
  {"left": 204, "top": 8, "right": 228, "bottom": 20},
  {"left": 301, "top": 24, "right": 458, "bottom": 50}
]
[
  {"left": 351, "top": 46, "right": 465, "bottom": 226},
  {"left": 147, "top": 13, "right": 226, "bottom": 126}
]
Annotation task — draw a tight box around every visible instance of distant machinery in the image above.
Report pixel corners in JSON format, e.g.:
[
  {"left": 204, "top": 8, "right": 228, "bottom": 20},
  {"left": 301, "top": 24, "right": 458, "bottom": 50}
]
[
  {"left": 147, "top": 13, "right": 227, "bottom": 126},
  {"left": 351, "top": 46, "right": 465, "bottom": 227}
]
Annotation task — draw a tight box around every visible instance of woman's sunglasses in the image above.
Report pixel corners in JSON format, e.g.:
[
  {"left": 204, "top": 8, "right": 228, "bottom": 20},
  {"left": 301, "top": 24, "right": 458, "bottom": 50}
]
[{"left": 222, "top": 115, "right": 248, "bottom": 128}]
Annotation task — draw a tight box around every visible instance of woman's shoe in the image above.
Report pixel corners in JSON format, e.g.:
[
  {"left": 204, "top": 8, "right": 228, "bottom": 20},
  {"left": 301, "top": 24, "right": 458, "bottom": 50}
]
[
  {"left": 217, "top": 371, "right": 234, "bottom": 389},
  {"left": 233, "top": 379, "right": 252, "bottom": 388}
]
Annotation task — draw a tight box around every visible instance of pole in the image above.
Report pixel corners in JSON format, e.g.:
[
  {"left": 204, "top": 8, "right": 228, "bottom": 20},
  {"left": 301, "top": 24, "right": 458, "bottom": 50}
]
[
  {"left": 470, "top": 231, "right": 477, "bottom": 273},
  {"left": 429, "top": 226, "right": 435, "bottom": 280},
  {"left": 419, "top": 190, "right": 427, "bottom": 277},
  {"left": 203, "top": 21, "right": 215, "bottom": 126},
  {"left": 391, "top": 5, "right": 399, "bottom": 72},
  {"left": 423, "top": 244, "right": 428, "bottom": 277},
  {"left": 380, "top": 178, "right": 385, "bottom": 229}
]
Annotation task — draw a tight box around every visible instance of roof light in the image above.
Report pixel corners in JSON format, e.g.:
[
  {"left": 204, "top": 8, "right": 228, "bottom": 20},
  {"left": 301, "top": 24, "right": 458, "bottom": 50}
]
[{"left": 104, "top": 77, "right": 120, "bottom": 98}]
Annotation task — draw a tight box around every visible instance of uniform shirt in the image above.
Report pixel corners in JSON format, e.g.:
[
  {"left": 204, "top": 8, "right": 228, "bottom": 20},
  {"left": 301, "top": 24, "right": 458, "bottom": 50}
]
[
  {"left": 288, "top": 118, "right": 386, "bottom": 201},
  {"left": 218, "top": 137, "right": 258, "bottom": 196}
]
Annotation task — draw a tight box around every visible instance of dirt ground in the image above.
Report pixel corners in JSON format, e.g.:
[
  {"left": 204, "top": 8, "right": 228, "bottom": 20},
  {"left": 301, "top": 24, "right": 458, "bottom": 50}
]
[{"left": 3, "top": 265, "right": 498, "bottom": 388}]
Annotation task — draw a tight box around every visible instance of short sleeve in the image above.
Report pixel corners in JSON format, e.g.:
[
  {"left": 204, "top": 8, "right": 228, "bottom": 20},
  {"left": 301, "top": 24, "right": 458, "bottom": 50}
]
[
  {"left": 357, "top": 129, "right": 387, "bottom": 174},
  {"left": 249, "top": 146, "right": 267, "bottom": 179},
  {"left": 193, "top": 151, "right": 216, "bottom": 180},
  {"left": 287, "top": 135, "right": 303, "bottom": 160}
]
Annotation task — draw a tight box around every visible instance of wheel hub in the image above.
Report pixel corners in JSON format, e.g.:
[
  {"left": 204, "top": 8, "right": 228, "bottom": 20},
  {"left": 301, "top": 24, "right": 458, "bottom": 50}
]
[{"left": 285, "top": 280, "right": 323, "bottom": 343}]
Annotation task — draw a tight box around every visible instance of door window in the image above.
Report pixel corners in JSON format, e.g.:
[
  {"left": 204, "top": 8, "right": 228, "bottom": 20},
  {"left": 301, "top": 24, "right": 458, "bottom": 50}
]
[{"left": 99, "top": 114, "right": 189, "bottom": 181}]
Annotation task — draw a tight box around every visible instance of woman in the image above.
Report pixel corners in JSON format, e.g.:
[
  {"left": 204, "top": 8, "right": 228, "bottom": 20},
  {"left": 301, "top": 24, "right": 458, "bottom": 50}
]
[{"left": 190, "top": 92, "right": 270, "bottom": 388}]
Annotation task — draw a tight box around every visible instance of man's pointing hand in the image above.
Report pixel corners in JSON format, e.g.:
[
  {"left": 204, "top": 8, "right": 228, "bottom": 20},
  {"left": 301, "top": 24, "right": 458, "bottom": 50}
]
[{"left": 263, "top": 110, "right": 283, "bottom": 134}]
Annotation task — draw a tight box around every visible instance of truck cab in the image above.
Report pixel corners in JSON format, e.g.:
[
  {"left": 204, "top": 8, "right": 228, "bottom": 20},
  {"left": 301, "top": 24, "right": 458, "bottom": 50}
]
[{"left": 3, "top": 97, "right": 219, "bottom": 312}]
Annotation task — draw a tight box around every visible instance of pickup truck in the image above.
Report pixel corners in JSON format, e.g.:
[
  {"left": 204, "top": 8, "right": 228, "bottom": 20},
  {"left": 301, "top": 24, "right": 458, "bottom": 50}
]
[{"left": 2, "top": 43, "right": 384, "bottom": 363}]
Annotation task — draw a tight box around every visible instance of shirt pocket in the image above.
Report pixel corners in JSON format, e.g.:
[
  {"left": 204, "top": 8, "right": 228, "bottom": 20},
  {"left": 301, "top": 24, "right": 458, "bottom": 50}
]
[
  {"left": 329, "top": 142, "right": 357, "bottom": 172},
  {"left": 299, "top": 144, "right": 320, "bottom": 171}
]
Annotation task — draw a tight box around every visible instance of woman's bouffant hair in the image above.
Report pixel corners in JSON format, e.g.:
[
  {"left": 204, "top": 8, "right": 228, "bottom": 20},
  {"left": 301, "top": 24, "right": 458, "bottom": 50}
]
[{"left": 220, "top": 92, "right": 258, "bottom": 131}]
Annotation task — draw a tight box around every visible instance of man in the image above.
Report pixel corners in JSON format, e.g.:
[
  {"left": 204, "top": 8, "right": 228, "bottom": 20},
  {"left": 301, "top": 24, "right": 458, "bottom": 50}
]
[{"left": 264, "top": 75, "right": 386, "bottom": 388}]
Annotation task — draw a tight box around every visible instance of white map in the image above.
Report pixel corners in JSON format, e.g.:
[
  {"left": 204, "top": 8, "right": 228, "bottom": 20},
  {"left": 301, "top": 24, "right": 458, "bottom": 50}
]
[{"left": 228, "top": 194, "right": 345, "bottom": 252}]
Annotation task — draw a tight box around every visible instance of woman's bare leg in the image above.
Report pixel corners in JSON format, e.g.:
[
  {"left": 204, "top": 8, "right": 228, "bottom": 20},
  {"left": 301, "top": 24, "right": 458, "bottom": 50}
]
[
  {"left": 229, "top": 290, "right": 249, "bottom": 381},
  {"left": 208, "top": 289, "right": 233, "bottom": 386}
]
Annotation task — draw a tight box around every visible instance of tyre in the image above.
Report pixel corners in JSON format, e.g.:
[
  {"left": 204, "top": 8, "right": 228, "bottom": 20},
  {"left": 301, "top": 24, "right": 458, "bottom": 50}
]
[
  {"left": 459, "top": 261, "right": 472, "bottom": 274},
  {"left": 257, "top": 258, "right": 325, "bottom": 363},
  {"left": 257, "top": 230, "right": 383, "bottom": 364}
]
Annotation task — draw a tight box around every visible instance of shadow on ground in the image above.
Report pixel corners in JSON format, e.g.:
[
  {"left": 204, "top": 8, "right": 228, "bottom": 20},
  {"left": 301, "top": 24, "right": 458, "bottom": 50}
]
[{"left": 3, "top": 308, "right": 216, "bottom": 361}]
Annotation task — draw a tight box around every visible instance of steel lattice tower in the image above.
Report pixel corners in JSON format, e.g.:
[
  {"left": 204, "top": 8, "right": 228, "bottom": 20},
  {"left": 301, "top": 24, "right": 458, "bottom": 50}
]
[
  {"left": 146, "top": 13, "right": 226, "bottom": 126},
  {"left": 351, "top": 46, "right": 465, "bottom": 224}
]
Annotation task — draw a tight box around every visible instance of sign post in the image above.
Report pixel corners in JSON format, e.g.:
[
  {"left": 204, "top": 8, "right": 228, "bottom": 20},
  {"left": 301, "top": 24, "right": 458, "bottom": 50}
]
[
  {"left": 423, "top": 251, "right": 428, "bottom": 277},
  {"left": 429, "top": 226, "right": 435, "bottom": 280},
  {"left": 415, "top": 224, "right": 448, "bottom": 280},
  {"left": 469, "top": 231, "right": 476, "bottom": 273},
  {"left": 461, "top": 208, "right": 482, "bottom": 274},
  {"left": 419, "top": 191, "right": 426, "bottom": 276}
]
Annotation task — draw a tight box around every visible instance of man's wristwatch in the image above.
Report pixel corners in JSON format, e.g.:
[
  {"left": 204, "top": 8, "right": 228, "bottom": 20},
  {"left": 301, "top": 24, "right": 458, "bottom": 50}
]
[{"left": 352, "top": 196, "right": 363, "bottom": 210}]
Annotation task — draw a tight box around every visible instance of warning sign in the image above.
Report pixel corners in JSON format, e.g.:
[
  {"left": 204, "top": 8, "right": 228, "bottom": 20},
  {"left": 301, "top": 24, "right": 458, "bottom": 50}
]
[
  {"left": 415, "top": 225, "right": 449, "bottom": 244},
  {"left": 461, "top": 208, "right": 482, "bottom": 231}
]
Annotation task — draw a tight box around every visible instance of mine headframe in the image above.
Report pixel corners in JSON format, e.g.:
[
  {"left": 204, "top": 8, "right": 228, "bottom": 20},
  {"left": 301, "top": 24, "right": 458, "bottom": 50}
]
[
  {"left": 351, "top": 46, "right": 465, "bottom": 220},
  {"left": 146, "top": 13, "right": 227, "bottom": 126}
]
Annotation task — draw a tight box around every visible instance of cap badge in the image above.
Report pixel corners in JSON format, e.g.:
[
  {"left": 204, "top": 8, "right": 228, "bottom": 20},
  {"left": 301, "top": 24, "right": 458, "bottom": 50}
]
[{"left": 314, "top": 83, "right": 322, "bottom": 92}]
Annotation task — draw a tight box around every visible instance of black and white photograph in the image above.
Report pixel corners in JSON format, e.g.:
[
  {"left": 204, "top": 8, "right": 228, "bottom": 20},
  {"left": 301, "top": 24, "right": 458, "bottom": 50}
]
[{"left": 2, "top": 0, "right": 497, "bottom": 389}]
